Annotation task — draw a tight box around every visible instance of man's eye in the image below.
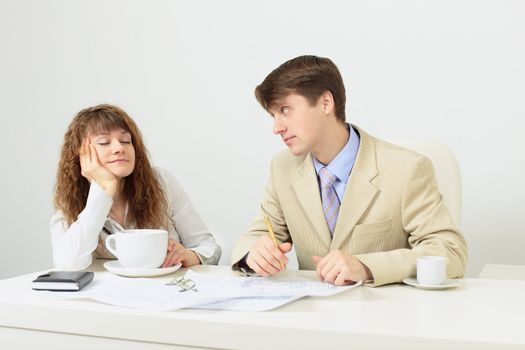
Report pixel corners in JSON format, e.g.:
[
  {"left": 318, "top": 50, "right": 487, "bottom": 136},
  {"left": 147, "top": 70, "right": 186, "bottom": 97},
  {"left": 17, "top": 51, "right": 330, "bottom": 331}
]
[{"left": 281, "top": 106, "right": 289, "bottom": 114}]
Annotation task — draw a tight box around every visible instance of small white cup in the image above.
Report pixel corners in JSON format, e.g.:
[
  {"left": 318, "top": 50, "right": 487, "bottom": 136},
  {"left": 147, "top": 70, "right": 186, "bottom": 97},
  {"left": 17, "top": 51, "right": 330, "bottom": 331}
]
[
  {"left": 417, "top": 256, "right": 446, "bottom": 285},
  {"left": 105, "top": 229, "right": 168, "bottom": 269}
]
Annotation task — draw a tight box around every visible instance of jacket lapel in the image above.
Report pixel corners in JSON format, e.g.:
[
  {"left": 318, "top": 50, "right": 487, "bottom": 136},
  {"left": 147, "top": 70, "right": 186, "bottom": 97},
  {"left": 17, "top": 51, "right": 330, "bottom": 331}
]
[
  {"left": 331, "top": 127, "right": 379, "bottom": 250},
  {"left": 292, "top": 155, "right": 332, "bottom": 250}
]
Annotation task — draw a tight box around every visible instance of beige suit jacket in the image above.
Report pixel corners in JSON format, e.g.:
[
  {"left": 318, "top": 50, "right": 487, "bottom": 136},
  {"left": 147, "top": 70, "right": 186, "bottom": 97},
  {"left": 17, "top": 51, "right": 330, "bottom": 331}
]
[{"left": 231, "top": 126, "right": 468, "bottom": 286}]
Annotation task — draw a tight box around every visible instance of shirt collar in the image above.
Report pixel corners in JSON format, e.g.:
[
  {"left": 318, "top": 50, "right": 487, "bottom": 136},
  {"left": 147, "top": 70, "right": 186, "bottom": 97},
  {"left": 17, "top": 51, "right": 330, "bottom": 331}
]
[{"left": 313, "top": 123, "right": 360, "bottom": 184}]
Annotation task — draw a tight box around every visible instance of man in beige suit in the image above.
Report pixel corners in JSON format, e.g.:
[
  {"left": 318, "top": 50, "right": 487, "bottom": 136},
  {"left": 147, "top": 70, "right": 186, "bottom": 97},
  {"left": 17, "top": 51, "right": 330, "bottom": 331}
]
[{"left": 231, "top": 55, "right": 467, "bottom": 286}]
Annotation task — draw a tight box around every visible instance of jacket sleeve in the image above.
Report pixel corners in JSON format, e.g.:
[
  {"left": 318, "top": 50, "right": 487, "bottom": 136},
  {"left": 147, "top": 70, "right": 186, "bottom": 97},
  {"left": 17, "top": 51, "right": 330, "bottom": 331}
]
[
  {"left": 355, "top": 156, "right": 468, "bottom": 286},
  {"left": 230, "top": 158, "right": 291, "bottom": 269},
  {"left": 50, "top": 182, "right": 112, "bottom": 270}
]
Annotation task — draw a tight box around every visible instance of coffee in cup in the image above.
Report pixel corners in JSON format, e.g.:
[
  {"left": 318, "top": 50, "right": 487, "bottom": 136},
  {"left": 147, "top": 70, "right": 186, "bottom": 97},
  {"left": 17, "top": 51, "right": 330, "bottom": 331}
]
[{"left": 105, "top": 229, "right": 168, "bottom": 269}]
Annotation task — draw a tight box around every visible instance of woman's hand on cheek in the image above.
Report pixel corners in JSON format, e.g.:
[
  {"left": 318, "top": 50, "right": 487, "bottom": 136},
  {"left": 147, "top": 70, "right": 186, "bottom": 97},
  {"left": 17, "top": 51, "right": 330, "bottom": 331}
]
[{"left": 79, "top": 138, "right": 118, "bottom": 197}]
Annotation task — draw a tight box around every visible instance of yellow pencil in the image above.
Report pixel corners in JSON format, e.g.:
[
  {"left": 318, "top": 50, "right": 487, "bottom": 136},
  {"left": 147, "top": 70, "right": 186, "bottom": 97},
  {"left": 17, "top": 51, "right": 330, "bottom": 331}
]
[{"left": 263, "top": 214, "right": 284, "bottom": 270}]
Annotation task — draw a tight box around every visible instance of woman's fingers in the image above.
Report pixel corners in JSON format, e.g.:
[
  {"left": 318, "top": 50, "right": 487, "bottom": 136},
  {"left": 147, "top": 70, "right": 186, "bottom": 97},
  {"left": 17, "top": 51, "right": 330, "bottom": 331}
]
[
  {"left": 79, "top": 139, "right": 92, "bottom": 179},
  {"left": 82, "top": 138, "right": 90, "bottom": 156},
  {"left": 163, "top": 241, "right": 185, "bottom": 267},
  {"left": 167, "top": 239, "right": 176, "bottom": 251},
  {"left": 79, "top": 138, "right": 86, "bottom": 155},
  {"left": 162, "top": 249, "right": 177, "bottom": 267},
  {"left": 169, "top": 249, "right": 187, "bottom": 266},
  {"left": 162, "top": 240, "right": 178, "bottom": 267},
  {"left": 89, "top": 143, "right": 96, "bottom": 163}
]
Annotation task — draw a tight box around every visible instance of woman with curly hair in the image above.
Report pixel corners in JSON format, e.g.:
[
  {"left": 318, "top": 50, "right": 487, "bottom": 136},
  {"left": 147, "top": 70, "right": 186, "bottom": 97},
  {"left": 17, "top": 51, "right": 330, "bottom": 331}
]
[{"left": 51, "top": 104, "right": 221, "bottom": 270}]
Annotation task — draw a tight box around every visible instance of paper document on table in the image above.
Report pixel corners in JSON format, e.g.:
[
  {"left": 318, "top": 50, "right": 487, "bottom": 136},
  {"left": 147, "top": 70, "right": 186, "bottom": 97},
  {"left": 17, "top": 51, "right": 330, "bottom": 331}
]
[
  {"left": 36, "top": 270, "right": 361, "bottom": 311},
  {"left": 184, "top": 269, "right": 360, "bottom": 298},
  {"left": 36, "top": 273, "right": 209, "bottom": 311}
]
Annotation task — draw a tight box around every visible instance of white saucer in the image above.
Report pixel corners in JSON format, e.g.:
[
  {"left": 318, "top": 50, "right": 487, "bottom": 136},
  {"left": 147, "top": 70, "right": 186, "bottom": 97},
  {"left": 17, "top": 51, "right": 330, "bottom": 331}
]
[
  {"left": 103, "top": 260, "right": 181, "bottom": 277},
  {"left": 402, "top": 277, "right": 461, "bottom": 290}
]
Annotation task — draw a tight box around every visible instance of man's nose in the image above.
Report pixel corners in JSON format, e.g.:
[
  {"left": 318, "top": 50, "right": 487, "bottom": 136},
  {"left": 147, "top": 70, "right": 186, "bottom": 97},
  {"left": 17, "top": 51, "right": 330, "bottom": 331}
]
[{"left": 273, "top": 116, "right": 286, "bottom": 135}]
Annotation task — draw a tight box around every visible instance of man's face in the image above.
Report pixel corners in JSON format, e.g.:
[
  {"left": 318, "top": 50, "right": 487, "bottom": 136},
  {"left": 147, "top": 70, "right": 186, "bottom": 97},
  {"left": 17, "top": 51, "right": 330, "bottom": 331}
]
[{"left": 268, "top": 93, "right": 326, "bottom": 157}]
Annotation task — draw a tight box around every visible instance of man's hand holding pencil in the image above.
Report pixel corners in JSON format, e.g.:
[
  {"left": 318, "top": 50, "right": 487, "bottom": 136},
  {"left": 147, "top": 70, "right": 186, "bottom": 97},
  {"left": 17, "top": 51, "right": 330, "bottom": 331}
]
[{"left": 245, "top": 214, "right": 292, "bottom": 277}]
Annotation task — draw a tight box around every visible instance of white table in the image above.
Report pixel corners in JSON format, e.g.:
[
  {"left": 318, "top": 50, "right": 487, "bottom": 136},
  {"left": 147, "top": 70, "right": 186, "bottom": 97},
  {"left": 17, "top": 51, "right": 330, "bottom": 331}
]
[
  {"left": 1, "top": 260, "right": 525, "bottom": 350},
  {"left": 479, "top": 263, "right": 525, "bottom": 280}
]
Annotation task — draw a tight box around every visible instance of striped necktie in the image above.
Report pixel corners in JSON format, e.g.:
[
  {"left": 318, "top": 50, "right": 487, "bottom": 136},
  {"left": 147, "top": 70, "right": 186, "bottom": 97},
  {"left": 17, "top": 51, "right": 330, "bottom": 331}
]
[{"left": 319, "top": 167, "right": 340, "bottom": 235}]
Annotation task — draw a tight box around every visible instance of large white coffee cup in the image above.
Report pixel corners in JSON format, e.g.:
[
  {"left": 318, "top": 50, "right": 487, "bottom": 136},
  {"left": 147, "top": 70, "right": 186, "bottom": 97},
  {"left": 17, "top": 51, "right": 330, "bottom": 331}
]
[
  {"left": 105, "top": 229, "right": 168, "bottom": 269},
  {"left": 417, "top": 256, "right": 446, "bottom": 285}
]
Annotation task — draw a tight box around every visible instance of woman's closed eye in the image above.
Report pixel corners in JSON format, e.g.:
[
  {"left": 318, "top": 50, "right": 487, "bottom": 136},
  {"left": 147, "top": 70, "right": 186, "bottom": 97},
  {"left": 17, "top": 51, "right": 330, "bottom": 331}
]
[
  {"left": 95, "top": 139, "right": 131, "bottom": 146},
  {"left": 96, "top": 139, "right": 110, "bottom": 145}
]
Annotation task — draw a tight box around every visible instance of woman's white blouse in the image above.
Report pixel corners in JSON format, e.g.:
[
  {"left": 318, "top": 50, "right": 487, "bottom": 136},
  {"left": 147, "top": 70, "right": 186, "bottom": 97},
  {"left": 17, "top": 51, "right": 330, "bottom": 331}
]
[{"left": 50, "top": 168, "right": 221, "bottom": 270}]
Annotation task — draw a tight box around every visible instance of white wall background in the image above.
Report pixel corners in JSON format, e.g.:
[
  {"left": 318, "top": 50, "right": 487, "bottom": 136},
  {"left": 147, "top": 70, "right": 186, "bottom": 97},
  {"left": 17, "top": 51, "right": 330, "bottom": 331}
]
[{"left": 1, "top": 0, "right": 523, "bottom": 279}]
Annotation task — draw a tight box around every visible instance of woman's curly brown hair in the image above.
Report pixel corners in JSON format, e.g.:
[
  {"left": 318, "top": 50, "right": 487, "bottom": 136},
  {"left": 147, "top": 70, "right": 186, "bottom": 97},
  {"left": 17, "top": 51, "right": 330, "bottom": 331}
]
[{"left": 54, "top": 104, "right": 169, "bottom": 229}]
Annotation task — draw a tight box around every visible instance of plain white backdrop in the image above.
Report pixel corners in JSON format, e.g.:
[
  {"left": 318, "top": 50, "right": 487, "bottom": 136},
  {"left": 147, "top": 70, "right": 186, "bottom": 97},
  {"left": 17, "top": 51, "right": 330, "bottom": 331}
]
[{"left": 1, "top": 0, "right": 524, "bottom": 279}]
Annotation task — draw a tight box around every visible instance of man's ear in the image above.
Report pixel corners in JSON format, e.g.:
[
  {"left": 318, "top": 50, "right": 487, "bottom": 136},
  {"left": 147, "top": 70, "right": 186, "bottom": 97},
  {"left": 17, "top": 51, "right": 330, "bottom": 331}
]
[{"left": 320, "top": 91, "right": 335, "bottom": 115}]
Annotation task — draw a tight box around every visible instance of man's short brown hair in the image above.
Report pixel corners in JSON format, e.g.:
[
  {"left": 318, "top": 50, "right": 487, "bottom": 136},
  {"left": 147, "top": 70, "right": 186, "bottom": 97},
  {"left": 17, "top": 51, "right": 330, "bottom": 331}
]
[{"left": 255, "top": 55, "right": 346, "bottom": 122}]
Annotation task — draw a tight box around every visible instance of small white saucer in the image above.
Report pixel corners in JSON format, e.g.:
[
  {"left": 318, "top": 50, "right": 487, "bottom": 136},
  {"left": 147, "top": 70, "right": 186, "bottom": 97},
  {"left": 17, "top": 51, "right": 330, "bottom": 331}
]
[
  {"left": 402, "top": 277, "right": 461, "bottom": 290},
  {"left": 103, "top": 260, "right": 181, "bottom": 277}
]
